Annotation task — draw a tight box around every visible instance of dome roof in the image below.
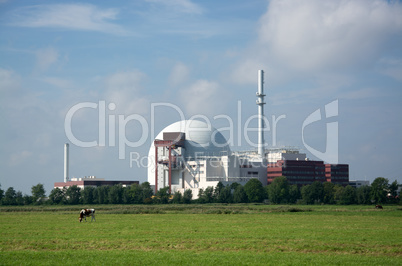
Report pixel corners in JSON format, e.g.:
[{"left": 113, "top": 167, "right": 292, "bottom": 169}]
[
  {"left": 156, "top": 120, "right": 230, "bottom": 158},
  {"left": 147, "top": 119, "right": 230, "bottom": 184}
]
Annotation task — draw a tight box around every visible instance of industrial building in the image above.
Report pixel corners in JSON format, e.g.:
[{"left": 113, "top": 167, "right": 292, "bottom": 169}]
[
  {"left": 54, "top": 143, "right": 139, "bottom": 190},
  {"left": 54, "top": 176, "right": 139, "bottom": 190},
  {"left": 147, "top": 119, "right": 268, "bottom": 196},
  {"left": 147, "top": 70, "right": 268, "bottom": 196},
  {"left": 147, "top": 70, "right": 349, "bottom": 197},
  {"left": 349, "top": 180, "right": 370, "bottom": 188},
  {"left": 267, "top": 158, "right": 349, "bottom": 186}
]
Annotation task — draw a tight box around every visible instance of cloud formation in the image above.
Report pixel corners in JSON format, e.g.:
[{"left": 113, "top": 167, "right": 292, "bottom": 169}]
[
  {"left": 180, "top": 79, "right": 223, "bottom": 116},
  {"left": 168, "top": 62, "right": 190, "bottom": 87},
  {"left": 146, "top": 0, "right": 203, "bottom": 14},
  {"left": 259, "top": 0, "right": 402, "bottom": 70},
  {"left": 8, "top": 150, "right": 32, "bottom": 166},
  {"left": 0, "top": 68, "right": 20, "bottom": 94},
  {"left": 104, "top": 70, "right": 149, "bottom": 115},
  {"left": 35, "top": 47, "right": 59, "bottom": 72},
  {"left": 8, "top": 4, "right": 128, "bottom": 35},
  {"left": 378, "top": 58, "right": 402, "bottom": 82},
  {"left": 233, "top": 0, "right": 402, "bottom": 84}
]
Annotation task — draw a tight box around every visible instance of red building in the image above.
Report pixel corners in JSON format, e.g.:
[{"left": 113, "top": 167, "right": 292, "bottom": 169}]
[
  {"left": 325, "top": 164, "right": 349, "bottom": 186},
  {"left": 268, "top": 160, "right": 349, "bottom": 186}
]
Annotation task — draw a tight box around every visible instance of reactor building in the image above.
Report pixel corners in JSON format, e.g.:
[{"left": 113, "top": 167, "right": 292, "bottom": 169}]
[
  {"left": 148, "top": 70, "right": 269, "bottom": 196},
  {"left": 147, "top": 70, "right": 349, "bottom": 197}
]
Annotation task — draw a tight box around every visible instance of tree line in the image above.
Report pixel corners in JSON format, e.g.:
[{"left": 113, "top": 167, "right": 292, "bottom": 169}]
[{"left": 0, "top": 177, "right": 399, "bottom": 206}]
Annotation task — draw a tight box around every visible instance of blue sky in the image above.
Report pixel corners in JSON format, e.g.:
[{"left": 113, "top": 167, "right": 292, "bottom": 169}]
[{"left": 1, "top": 0, "right": 401, "bottom": 195}]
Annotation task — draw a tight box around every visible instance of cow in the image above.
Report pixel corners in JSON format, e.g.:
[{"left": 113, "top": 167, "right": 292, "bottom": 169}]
[
  {"left": 375, "top": 205, "right": 383, "bottom": 209},
  {"left": 79, "top": 209, "right": 96, "bottom": 222}
]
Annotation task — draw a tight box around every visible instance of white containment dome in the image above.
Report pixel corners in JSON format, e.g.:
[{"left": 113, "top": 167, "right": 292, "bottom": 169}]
[{"left": 147, "top": 119, "right": 230, "bottom": 185}]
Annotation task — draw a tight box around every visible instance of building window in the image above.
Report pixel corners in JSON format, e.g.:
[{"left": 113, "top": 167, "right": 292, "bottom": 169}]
[{"left": 247, "top": 171, "right": 258, "bottom": 176}]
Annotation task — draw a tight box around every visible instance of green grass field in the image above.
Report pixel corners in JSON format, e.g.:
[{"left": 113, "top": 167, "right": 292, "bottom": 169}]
[{"left": 0, "top": 205, "right": 401, "bottom": 265}]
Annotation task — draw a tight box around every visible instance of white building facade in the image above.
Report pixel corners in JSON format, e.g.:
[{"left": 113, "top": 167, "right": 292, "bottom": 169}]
[{"left": 148, "top": 120, "right": 267, "bottom": 198}]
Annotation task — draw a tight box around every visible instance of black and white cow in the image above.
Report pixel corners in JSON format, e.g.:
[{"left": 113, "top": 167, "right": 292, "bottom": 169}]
[{"left": 79, "top": 209, "right": 95, "bottom": 222}]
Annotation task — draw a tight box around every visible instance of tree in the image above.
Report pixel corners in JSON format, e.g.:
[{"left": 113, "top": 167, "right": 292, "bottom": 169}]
[
  {"left": 65, "top": 185, "right": 81, "bottom": 205},
  {"left": 334, "top": 185, "right": 344, "bottom": 204},
  {"left": 338, "top": 185, "right": 356, "bottom": 205},
  {"left": 49, "top": 188, "right": 64, "bottom": 205},
  {"left": 172, "top": 191, "right": 182, "bottom": 204},
  {"left": 197, "top": 189, "right": 204, "bottom": 203},
  {"left": 141, "top": 182, "right": 153, "bottom": 203},
  {"left": 202, "top": 187, "right": 214, "bottom": 203},
  {"left": 23, "top": 194, "right": 33, "bottom": 205},
  {"left": 128, "top": 184, "right": 143, "bottom": 204},
  {"left": 109, "top": 184, "right": 123, "bottom": 204},
  {"left": 323, "top": 182, "right": 336, "bottom": 204},
  {"left": 233, "top": 185, "right": 247, "bottom": 203},
  {"left": 81, "top": 186, "right": 95, "bottom": 204},
  {"left": 122, "top": 186, "right": 132, "bottom": 204},
  {"left": 94, "top": 186, "right": 109, "bottom": 204},
  {"left": 356, "top": 185, "right": 372, "bottom": 204},
  {"left": 31, "top": 183, "right": 46, "bottom": 203},
  {"left": 301, "top": 182, "right": 324, "bottom": 205},
  {"left": 3, "top": 187, "right": 17, "bottom": 205},
  {"left": 388, "top": 180, "right": 399, "bottom": 203},
  {"left": 244, "top": 179, "right": 266, "bottom": 203},
  {"left": 230, "top": 182, "right": 241, "bottom": 190},
  {"left": 155, "top": 187, "right": 170, "bottom": 204},
  {"left": 371, "top": 177, "right": 389, "bottom": 204},
  {"left": 15, "top": 191, "right": 24, "bottom": 205},
  {"left": 214, "top": 182, "right": 225, "bottom": 201},
  {"left": 182, "top": 189, "right": 193, "bottom": 204},
  {"left": 0, "top": 184, "right": 4, "bottom": 203},
  {"left": 301, "top": 185, "right": 313, "bottom": 204},
  {"left": 288, "top": 185, "right": 300, "bottom": 204},
  {"left": 389, "top": 180, "right": 399, "bottom": 197},
  {"left": 310, "top": 181, "right": 325, "bottom": 204},
  {"left": 218, "top": 186, "right": 233, "bottom": 203},
  {"left": 267, "top": 176, "right": 289, "bottom": 204}
]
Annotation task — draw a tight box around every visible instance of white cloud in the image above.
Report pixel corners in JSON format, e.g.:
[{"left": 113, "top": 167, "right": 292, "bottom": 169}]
[
  {"left": 35, "top": 47, "right": 59, "bottom": 72},
  {"left": 8, "top": 151, "right": 33, "bottom": 166},
  {"left": 104, "top": 70, "right": 149, "bottom": 115},
  {"left": 168, "top": 62, "right": 190, "bottom": 87},
  {"left": 378, "top": 58, "right": 402, "bottom": 82},
  {"left": 259, "top": 0, "right": 402, "bottom": 70},
  {"left": 230, "top": 57, "right": 267, "bottom": 85},
  {"left": 39, "top": 77, "right": 73, "bottom": 88},
  {"left": 146, "top": 0, "right": 203, "bottom": 15},
  {"left": 232, "top": 0, "right": 402, "bottom": 84},
  {"left": 340, "top": 88, "right": 379, "bottom": 100},
  {"left": 180, "top": 79, "right": 223, "bottom": 116},
  {"left": 0, "top": 68, "right": 21, "bottom": 93},
  {"left": 8, "top": 4, "right": 128, "bottom": 35}
]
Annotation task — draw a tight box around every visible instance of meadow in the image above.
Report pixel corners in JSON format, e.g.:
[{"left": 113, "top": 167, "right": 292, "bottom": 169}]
[{"left": 0, "top": 205, "right": 401, "bottom": 265}]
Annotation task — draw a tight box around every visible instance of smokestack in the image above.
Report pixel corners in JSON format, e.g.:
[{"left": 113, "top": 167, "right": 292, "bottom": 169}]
[
  {"left": 64, "top": 143, "right": 69, "bottom": 182},
  {"left": 256, "top": 70, "right": 266, "bottom": 158}
]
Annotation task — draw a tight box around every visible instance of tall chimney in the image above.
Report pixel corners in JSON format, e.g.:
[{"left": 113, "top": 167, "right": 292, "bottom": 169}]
[
  {"left": 256, "top": 70, "right": 266, "bottom": 158},
  {"left": 64, "top": 143, "right": 69, "bottom": 182}
]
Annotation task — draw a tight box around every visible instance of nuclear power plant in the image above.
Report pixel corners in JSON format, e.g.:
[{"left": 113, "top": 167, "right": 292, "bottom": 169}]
[
  {"left": 147, "top": 70, "right": 270, "bottom": 196},
  {"left": 56, "top": 70, "right": 348, "bottom": 195},
  {"left": 147, "top": 70, "right": 349, "bottom": 196}
]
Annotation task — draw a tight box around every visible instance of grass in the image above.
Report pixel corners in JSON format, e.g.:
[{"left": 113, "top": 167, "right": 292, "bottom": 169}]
[{"left": 0, "top": 205, "right": 401, "bottom": 265}]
